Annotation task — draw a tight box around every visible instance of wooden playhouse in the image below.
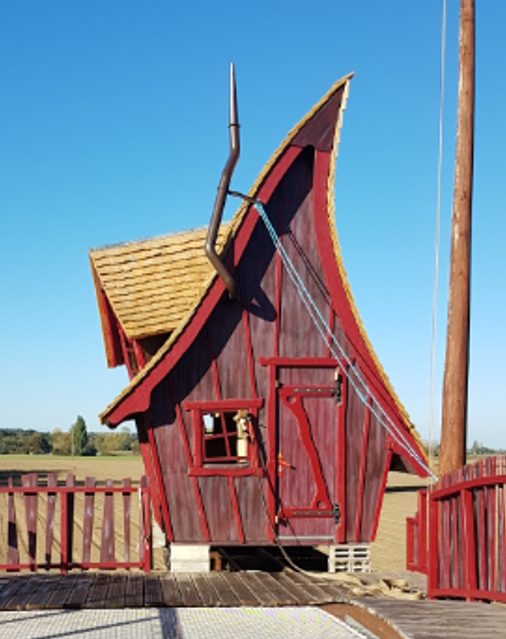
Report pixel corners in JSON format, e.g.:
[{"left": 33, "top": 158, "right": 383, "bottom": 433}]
[{"left": 89, "top": 73, "right": 429, "bottom": 565}]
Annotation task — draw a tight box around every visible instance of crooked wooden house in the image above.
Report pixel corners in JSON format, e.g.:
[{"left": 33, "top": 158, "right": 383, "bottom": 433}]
[{"left": 89, "top": 73, "right": 428, "bottom": 559}]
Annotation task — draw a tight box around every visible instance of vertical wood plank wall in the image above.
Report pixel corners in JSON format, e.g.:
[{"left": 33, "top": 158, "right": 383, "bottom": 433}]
[{"left": 146, "top": 145, "right": 399, "bottom": 546}]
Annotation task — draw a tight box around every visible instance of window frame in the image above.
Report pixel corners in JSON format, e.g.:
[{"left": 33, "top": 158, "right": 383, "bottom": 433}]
[{"left": 183, "top": 399, "right": 264, "bottom": 476}]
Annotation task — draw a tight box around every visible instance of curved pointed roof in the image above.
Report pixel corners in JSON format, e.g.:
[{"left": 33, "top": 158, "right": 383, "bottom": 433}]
[{"left": 96, "top": 72, "right": 428, "bottom": 470}]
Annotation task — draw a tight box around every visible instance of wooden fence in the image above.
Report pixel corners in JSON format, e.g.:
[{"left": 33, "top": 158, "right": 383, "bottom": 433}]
[
  {"left": 406, "top": 489, "right": 427, "bottom": 574},
  {"left": 0, "top": 473, "right": 152, "bottom": 573},
  {"left": 407, "top": 456, "right": 506, "bottom": 602}
]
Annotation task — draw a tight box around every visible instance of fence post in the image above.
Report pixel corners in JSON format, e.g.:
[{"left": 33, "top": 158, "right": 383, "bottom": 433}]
[
  {"left": 140, "top": 475, "right": 152, "bottom": 572},
  {"left": 7, "top": 477, "right": 19, "bottom": 568},
  {"left": 428, "top": 489, "right": 439, "bottom": 598},
  {"left": 22, "top": 473, "right": 38, "bottom": 571},
  {"left": 418, "top": 489, "right": 428, "bottom": 573},
  {"left": 462, "top": 486, "right": 477, "bottom": 600},
  {"left": 406, "top": 517, "right": 415, "bottom": 571},
  {"left": 61, "top": 474, "right": 75, "bottom": 574}
]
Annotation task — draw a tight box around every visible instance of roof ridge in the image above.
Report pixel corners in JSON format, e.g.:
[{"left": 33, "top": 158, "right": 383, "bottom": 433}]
[{"left": 89, "top": 221, "right": 232, "bottom": 254}]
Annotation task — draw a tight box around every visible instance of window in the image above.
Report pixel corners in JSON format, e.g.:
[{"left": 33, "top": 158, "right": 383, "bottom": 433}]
[
  {"left": 183, "top": 399, "right": 264, "bottom": 475},
  {"left": 202, "top": 412, "right": 239, "bottom": 462}
]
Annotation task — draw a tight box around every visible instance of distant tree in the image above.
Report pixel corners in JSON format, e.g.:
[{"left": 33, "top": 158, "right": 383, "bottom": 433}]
[
  {"left": 117, "top": 426, "right": 133, "bottom": 451},
  {"left": 71, "top": 416, "right": 88, "bottom": 456},
  {"left": 51, "top": 429, "right": 71, "bottom": 455},
  {"left": 26, "top": 432, "right": 51, "bottom": 455}
]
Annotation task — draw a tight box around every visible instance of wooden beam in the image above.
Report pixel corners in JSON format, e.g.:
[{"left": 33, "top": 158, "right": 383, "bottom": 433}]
[{"left": 440, "top": 0, "right": 475, "bottom": 475}]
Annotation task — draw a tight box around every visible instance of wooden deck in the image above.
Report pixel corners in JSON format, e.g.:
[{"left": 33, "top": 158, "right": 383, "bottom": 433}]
[
  {"left": 2, "top": 570, "right": 506, "bottom": 638},
  {"left": 354, "top": 596, "right": 506, "bottom": 639},
  {"left": 0, "top": 571, "right": 348, "bottom": 610}
]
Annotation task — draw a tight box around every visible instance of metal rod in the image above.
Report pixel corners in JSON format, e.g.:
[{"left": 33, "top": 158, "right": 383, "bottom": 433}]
[
  {"left": 440, "top": 0, "right": 475, "bottom": 476},
  {"left": 205, "top": 63, "right": 240, "bottom": 299}
]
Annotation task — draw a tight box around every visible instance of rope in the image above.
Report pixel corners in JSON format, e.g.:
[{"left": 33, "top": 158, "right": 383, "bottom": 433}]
[{"left": 253, "top": 201, "right": 436, "bottom": 480}]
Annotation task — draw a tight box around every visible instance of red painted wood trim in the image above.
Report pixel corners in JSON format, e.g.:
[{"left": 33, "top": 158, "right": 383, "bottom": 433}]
[
  {"left": 82, "top": 476, "right": 96, "bottom": 564},
  {"left": 280, "top": 507, "right": 334, "bottom": 518},
  {"left": 406, "top": 517, "right": 416, "bottom": 571},
  {"left": 259, "top": 356, "right": 343, "bottom": 368},
  {"left": 118, "top": 326, "right": 135, "bottom": 380},
  {"left": 428, "top": 491, "right": 440, "bottom": 597},
  {"left": 486, "top": 456, "right": 496, "bottom": 591},
  {"left": 242, "top": 309, "right": 258, "bottom": 399},
  {"left": 60, "top": 474, "right": 75, "bottom": 574},
  {"left": 122, "top": 478, "right": 131, "bottom": 564},
  {"left": 462, "top": 487, "right": 478, "bottom": 597},
  {"left": 266, "top": 363, "right": 277, "bottom": 542},
  {"left": 104, "top": 146, "right": 303, "bottom": 426},
  {"left": 370, "top": 449, "right": 393, "bottom": 541},
  {"left": 278, "top": 386, "right": 334, "bottom": 398},
  {"left": 7, "top": 477, "right": 19, "bottom": 566},
  {"left": 100, "top": 479, "right": 115, "bottom": 564},
  {"left": 140, "top": 475, "right": 152, "bottom": 572},
  {"left": 183, "top": 399, "right": 264, "bottom": 412},
  {"left": 133, "top": 341, "right": 146, "bottom": 369},
  {"left": 354, "top": 398, "right": 371, "bottom": 542},
  {"left": 2, "top": 484, "right": 136, "bottom": 498},
  {"left": 228, "top": 476, "right": 245, "bottom": 542},
  {"left": 312, "top": 150, "right": 426, "bottom": 470},
  {"left": 336, "top": 369, "right": 347, "bottom": 543},
  {"left": 188, "top": 467, "right": 262, "bottom": 477},
  {"left": 0, "top": 561, "right": 146, "bottom": 572},
  {"left": 274, "top": 187, "right": 283, "bottom": 359},
  {"left": 22, "top": 473, "right": 37, "bottom": 570},
  {"left": 145, "top": 417, "right": 174, "bottom": 542},
  {"left": 431, "top": 473, "right": 506, "bottom": 499},
  {"left": 98, "top": 288, "right": 124, "bottom": 368},
  {"left": 279, "top": 394, "right": 331, "bottom": 510},
  {"left": 45, "top": 473, "right": 57, "bottom": 568}
]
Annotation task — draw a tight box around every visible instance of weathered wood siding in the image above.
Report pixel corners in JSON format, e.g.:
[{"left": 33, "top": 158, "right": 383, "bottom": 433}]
[{"left": 145, "top": 145, "right": 391, "bottom": 545}]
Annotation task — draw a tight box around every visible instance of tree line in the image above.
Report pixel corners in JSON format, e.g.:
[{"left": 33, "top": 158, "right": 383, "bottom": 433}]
[{"left": 0, "top": 416, "right": 140, "bottom": 456}]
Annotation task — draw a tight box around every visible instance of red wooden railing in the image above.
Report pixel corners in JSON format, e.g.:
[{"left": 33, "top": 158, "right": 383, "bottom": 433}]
[
  {"left": 0, "top": 473, "right": 152, "bottom": 573},
  {"left": 406, "top": 489, "right": 427, "bottom": 574},
  {"left": 407, "top": 456, "right": 506, "bottom": 602}
]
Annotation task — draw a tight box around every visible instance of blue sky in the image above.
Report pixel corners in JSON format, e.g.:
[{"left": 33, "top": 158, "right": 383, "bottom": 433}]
[{"left": 1, "top": 2, "right": 504, "bottom": 448}]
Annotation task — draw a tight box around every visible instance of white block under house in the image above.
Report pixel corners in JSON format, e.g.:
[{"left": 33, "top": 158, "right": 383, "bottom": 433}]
[
  {"left": 328, "top": 544, "right": 371, "bottom": 573},
  {"left": 169, "top": 544, "right": 210, "bottom": 573}
]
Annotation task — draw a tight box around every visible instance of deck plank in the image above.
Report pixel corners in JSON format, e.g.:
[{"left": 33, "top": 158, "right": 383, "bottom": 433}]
[
  {"left": 25, "top": 575, "right": 63, "bottom": 609},
  {"left": 144, "top": 575, "right": 163, "bottom": 607},
  {"left": 236, "top": 573, "right": 278, "bottom": 606},
  {"left": 223, "top": 573, "right": 260, "bottom": 606},
  {"left": 174, "top": 574, "right": 201, "bottom": 607},
  {"left": 206, "top": 573, "right": 241, "bottom": 606},
  {"left": 191, "top": 574, "right": 221, "bottom": 607},
  {"left": 3, "top": 575, "right": 45, "bottom": 610},
  {"left": 105, "top": 574, "right": 126, "bottom": 608},
  {"left": 249, "top": 572, "right": 296, "bottom": 605},
  {"left": 83, "top": 573, "right": 111, "bottom": 609},
  {"left": 125, "top": 573, "right": 144, "bottom": 607},
  {"left": 0, "top": 576, "right": 25, "bottom": 607},
  {"left": 63, "top": 574, "right": 95, "bottom": 609},
  {"left": 159, "top": 574, "right": 183, "bottom": 607},
  {"left": 45, "top": 574, "right": 81, "bottom": 609},
  {"left": 354, "top": 597, "right": 506, "bottom": 639}
]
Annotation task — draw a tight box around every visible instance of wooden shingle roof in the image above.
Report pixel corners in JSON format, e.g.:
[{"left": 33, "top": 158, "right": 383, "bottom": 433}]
[{"left": 90, "top": 225, "right": 230, "bottom": 341}]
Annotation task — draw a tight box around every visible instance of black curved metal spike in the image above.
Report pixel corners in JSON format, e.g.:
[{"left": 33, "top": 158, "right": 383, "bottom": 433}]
[{"left": 205, "top": 63, "right": 240, "bottom": 300}]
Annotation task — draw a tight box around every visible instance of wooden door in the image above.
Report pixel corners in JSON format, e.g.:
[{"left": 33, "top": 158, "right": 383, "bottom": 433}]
[{"left": 276, "top": 365, "right": 339, "bottom": 543}]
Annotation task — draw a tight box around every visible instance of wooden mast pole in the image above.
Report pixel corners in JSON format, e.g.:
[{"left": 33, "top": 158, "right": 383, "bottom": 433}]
[{"left": 439, "top": 0, "right": 475, "bottom": 476}]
